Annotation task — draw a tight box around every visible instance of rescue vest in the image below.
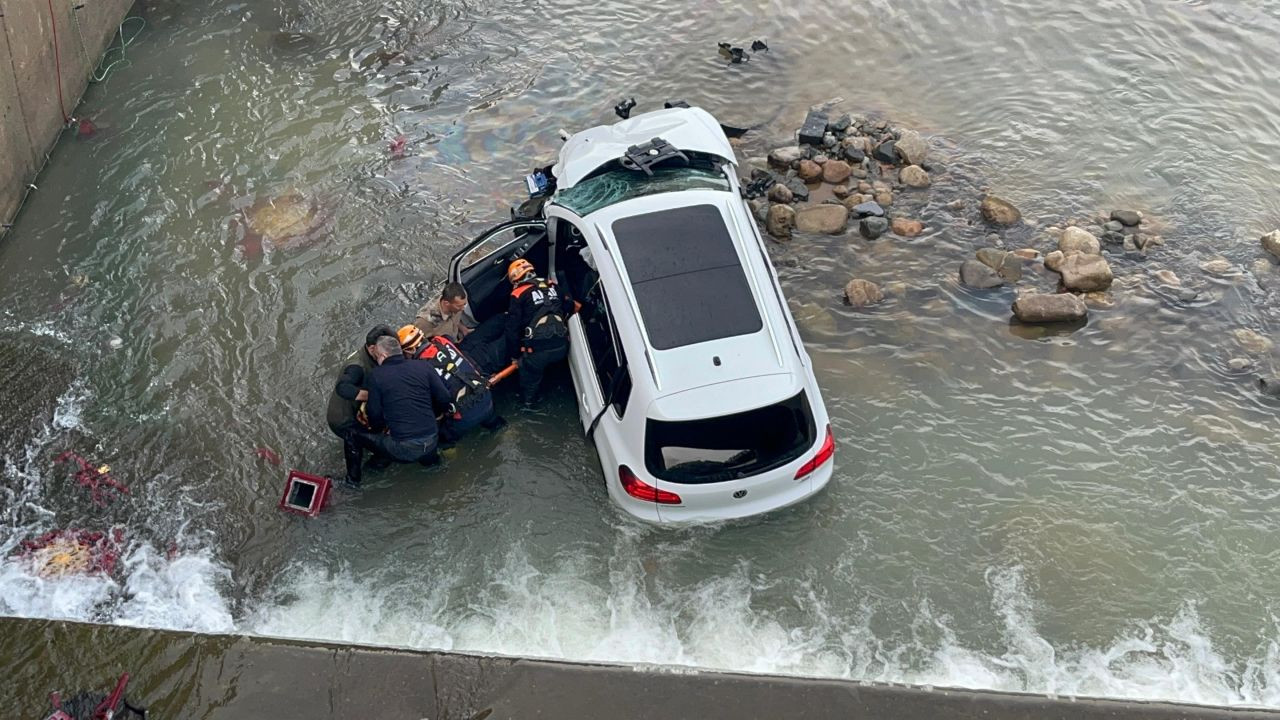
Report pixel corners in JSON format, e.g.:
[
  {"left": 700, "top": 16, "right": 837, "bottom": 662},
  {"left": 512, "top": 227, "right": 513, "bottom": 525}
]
[
  {"left": 511, "top": 278, "right": 567, "bottom": 346},
  {"left": 418, "top": 335, "right": 489, "bottom": 412}
]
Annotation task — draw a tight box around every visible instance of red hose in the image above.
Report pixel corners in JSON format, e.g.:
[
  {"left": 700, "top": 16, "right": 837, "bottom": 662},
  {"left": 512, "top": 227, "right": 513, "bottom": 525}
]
[{"left": 46, "top": 0, "right": 69, "bottom": 123}]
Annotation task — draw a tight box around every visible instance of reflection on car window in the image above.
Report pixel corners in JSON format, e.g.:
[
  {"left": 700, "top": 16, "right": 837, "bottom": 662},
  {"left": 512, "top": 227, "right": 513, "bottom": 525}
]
[{"left": 555, "top": 166, "right": 731, "bottom": 217}]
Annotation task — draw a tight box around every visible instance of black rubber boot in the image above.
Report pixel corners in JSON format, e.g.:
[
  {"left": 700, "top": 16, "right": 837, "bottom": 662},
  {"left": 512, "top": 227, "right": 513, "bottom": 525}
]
[
  {"left": 342, "top": 433, "right": 363, "bottom": 487},
  {"left": 482, "top": 414, "right": 508, "bottom": 432}
]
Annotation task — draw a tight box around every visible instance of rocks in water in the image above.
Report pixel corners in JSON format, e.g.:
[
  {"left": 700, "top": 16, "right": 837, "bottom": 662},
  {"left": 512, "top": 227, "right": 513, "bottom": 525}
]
[
  {"left": 1258, "top": 377, "right": 1280, "bottom": 397},
  {"left": 859, "top": 216, "right": 889, "bottom": 239},
  {"left": 976, "top": 248, "right": 1022, "bottom": 281},
  {"left": 768, "top": 146, "right": 804, "bottom": 168},
  {"left": 841, "top": 194, "right": 867, "bottom": 209},
  {"left": 1111, "top": 209, "right": 1142, "bottom": 227},
  {"left": 794, "top": 204, "right": 849, "bottom": 234},
  {"left": 822, "top": 132, "right": 838, "bottom": 148},
  {"left": 841, "top": 143, "right": 866, "bottom": 164},
  {"left": 797, "top": 159, "right": 822, "bottom": 182},
  {"left": 850, "top": 201, "right": 885, "bottom": 218},
  {"left": 1012, "top": 248, "right": 1040, "bottom": 260},
  {"left": 832, "top": 184, "right": 852, "bottom": 199},
  {"left": 1044, "top": 250, "right": 1065, "bottom": 272},
  {"left": 1233, "top": 328, "right": 1273, "bottom": 354},
  {"left": 748, "top": 197, "right": 770, "bottom": 221},
  {"left": 1227, "top": 357, "right": 1253, "bottom": 371},
  {"left": 765, "top": 203, "right": 796, "bottom": 239},
  {"left": 1152, "top": 269, "right": 1180, "bottom": 286},
  {"left": 1261, "top": 230, "right": 1280, "bottom": 260},
  {"left": 1012, "top": 293, "right": 1087, "bottom": 323},
  {"left": 874, "top": 191, "right": 894, "bottom": 207},
  {"left": 1102, "top": 230, "right": 1126, "bottom": 246},
  {"left": 898, "top": 165, "right": 931, "bottom": 188},
  {"left": 895, "top": 129, "right": 928, "bottom": 166},
  {"left": 890, "top": 218, "right": 924, "bottom": 237},
  {"left": 822, "top": 160, "right": 853, "bottom": 184},
  {"left": 829, "top": 113, "right": 853, "bottom": 133},
  {"left": 767, "top": 183, "right": 794, "bottom": 203},
  {"left": 959, "top": 259, "right": 1005, "bottom": 289},
  {"left": 798, "top": 110, "right": 829, "bottom": 146},
  {"left": 1104, "top": 220, "right": 1124, "bottom": 233},
  {"left": 844, "top": 279, "right": 884, "bottom": 307},
  {"left": 1058, "top": 227, "right": 1100, "bottom": 256},
  {"left": 1058, "top": 253, "right": 1113, "bottom": 291},
  {"left": 872, "top": 140, "right": 897, "bottom": 164},
  {"left": 980, "top": 196, "right": 1021, "bottom": 225},
  {"left": 784, "top": 177, "right": 810, "bottom": 202},
  {"left": 1199, "top": 258, "right": 1234, "bottom": 275}
]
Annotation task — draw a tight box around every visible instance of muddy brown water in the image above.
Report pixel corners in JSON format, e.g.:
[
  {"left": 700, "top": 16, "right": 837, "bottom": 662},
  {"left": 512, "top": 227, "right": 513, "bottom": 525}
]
[{"left": 3, "top": 0, "right": 1280, "bottom": 714}]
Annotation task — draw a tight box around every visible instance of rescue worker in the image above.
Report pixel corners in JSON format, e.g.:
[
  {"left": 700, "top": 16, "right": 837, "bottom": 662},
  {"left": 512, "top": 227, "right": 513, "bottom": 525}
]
[
  {"left": 398, "top": 324, "right": 426, "bottom": 357},
  {"left": 503, "top": 258, "right": 568, "bottom": 406},
  {"left": 326, "top": 324, "right": 397, "bottom": 486},
  {"left": 417, "top": 333, "right": 507, "bottom": 442},
  {"left": 413, "top": 281, "right": 472, "bottom": 339},
  {"left": 351, "top": 336, "right": 454, "bottom": 474}
]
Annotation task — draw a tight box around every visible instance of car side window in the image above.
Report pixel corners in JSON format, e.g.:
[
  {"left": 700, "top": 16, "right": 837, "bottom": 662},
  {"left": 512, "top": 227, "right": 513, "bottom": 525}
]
[{"left": 581, "top": 281, "right": 632, "bottom": 416}]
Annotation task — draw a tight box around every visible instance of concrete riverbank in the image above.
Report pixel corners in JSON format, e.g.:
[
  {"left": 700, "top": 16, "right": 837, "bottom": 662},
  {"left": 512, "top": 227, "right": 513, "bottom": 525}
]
[
  {"left": 3, "top": 618, "right": 1277, "bottom": 719},
  {"left": 0, "top": 0, "right": 134, "bottom": 236}
]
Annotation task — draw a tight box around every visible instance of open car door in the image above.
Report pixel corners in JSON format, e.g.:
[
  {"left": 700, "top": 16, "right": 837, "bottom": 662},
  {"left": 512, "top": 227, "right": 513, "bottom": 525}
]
[{"left": 448, "top": 219, "right": 547, "bottom": 323}]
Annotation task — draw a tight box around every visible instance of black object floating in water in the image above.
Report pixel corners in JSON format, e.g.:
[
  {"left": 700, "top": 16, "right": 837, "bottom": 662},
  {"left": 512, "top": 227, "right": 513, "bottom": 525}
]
[
  {"left": 614, "top": 97, "right": 637, "bottom": 120},
  {"left": 751, "top": 39, "right": 768, "bottom": 52},
  {"left": 717, "top": 42, "right": 747, "bottom": 63}
]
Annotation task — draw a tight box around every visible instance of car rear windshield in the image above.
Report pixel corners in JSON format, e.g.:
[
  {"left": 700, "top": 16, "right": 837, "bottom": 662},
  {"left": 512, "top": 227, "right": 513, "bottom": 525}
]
[
  {"left": 555, "top": 166, "right": 730, "bottom": 217},
  {"left": 611, "top": 204, "right": 763, "bottom": 350},
  {"left": 645, "top": 390, "right": 816, "bottom": 484}
]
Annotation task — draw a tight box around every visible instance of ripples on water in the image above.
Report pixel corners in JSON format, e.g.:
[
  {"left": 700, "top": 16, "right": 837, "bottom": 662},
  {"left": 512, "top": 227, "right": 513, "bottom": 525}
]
[{"left": 2, "top": 0, "right": 1280, "bottom": 710}]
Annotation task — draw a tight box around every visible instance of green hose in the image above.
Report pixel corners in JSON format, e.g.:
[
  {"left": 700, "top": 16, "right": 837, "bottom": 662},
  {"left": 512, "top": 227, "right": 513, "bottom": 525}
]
[{"left": 69, "top": 3, "right": 146, "bottom": 85}]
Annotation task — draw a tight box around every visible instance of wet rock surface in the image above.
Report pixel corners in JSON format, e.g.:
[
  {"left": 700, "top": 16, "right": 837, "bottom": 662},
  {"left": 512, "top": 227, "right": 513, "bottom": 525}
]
[
  {"left": 844, "top": 279, "right": 884, "bottom": 307},
  {"left": 1013, "top": 293, "right": 1088, "bottom": 323}
]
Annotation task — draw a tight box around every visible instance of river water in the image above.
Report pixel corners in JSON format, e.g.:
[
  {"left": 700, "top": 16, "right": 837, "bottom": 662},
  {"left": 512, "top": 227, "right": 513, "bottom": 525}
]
[{"left": 4, "top": 0, "right": 1280, "bottom": 713}]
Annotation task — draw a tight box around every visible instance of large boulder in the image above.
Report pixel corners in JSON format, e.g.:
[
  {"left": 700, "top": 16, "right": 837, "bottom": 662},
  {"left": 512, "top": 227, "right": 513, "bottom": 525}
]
[
  {"left": 898, "top": 165, "right": 931, "bottom": 188},
  {"left": 765, "top": 204, "right": 796, "bottom": 239},
  {"left": 1058, "top": 227, "right": 1101, "bottom": 256},
  {"left": 1058, "top": 253, "right": 1113, "bottom": 292},
  {"left": 768, "top": 146, "right": 804, "bottom": 168},
  {"left": 844, "top": 279, "right": 884, "bottom": 307},
  {"left": 980, "top": 196, "right": 1021, "bottom": 226},
  {"left": 895, "top": 129, "right": 928, "bottom": 165},
  {"left": 959, "top": 259, "right": 1005, "bottom": 289},
  {"left": 822, "top": 160, "right": 852, "bottom": 184},
  {"left": 1012, "top": 293, "right": 1088, "bottom": 323},
  {"left": 1261, "top": 230, "right": 1280, "bottom": 260},
  {"left": 794, "top": 204, "right": 849, "bottom": 234}
]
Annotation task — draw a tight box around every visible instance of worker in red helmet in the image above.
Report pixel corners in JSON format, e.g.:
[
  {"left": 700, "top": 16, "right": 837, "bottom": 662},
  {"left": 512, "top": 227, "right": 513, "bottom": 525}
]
[{"left": 502, "top": 258, "right": 568, "bottom": 406}]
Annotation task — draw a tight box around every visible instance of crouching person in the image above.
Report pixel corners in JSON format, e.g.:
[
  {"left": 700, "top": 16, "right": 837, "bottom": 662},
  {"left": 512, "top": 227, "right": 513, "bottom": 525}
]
[
  {"left": 417, "top": 334, "right": 506, "bottom": 444},
  {"left": 351, "top": 335, "right": 453, "bottom": 475}
]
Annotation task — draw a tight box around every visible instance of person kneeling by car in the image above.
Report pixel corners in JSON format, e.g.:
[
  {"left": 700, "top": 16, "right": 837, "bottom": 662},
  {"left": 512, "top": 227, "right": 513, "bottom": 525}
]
[
  {"left": 504, "top": 258, "right": 569, "bottom": 407},
  {"left": 349, "top": 335, "right": 453, "bottom": 480}
]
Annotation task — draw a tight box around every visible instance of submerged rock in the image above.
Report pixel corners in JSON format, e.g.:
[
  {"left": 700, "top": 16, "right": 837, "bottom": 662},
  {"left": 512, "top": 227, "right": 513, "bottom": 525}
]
[
  {"left": 794, "top": 204, "right": 849, "bottom": 234},
  {"left": 1261, "top": 230, "right": 1280, "bottom": 260},
  {"left": 1058, "top": 227, "right": 1100, "bottom": 256},
  {"left": 890, "top": 218, "right": 924, "bottom": 237},
  {"left": 1233, "top": 328, "right": 1273, "bottom": 354},
  {"left": 1152, "top": 269, "right": 1180, "bottom": 286},
  {"left": 844, "top": 279, "right": 884, "bottom": 307},
  {"left": 1012, "top": 293, "right": 1087, "bottom": 323},
  {"left": 1111, "top": 209, "right": 1142, "bottom": 227},
  {"left": 1058, "top": 253, "right": 1113, "bottom": 292},
  {"left": 899, "top": 165, "right": 931, "bottom": 188},
  {"left": 859, "top": 216, "right": 889, "bottom": 239},
  {"left": 1044, "top": 250, "right": 1065, "bottom": 272},
  {"left": 765, "top": 204, "right": 796, "bottom": 239},
  {"left": 980, "top": 196, "right": 1021, "bottom": 226},
  {"left": 895, "top": 129, "right": 928, "bottom": 165},
  {"left": 960, "top": 259, "right": 1005, "bottom": 289}
]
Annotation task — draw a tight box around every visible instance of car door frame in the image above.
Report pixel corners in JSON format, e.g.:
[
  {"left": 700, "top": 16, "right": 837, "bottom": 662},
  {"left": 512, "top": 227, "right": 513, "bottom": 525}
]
[{"left": 447, "top": 219, "right": 547, "bottom": 322}]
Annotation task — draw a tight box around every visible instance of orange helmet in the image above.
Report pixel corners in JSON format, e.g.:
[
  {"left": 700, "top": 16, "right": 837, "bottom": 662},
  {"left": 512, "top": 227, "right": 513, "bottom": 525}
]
[
  {"left": 397, "top": 324, "right": 424, "bottom": 352},
  {"left": 507, "top": 258, "right": 535, "bottom": 285}
]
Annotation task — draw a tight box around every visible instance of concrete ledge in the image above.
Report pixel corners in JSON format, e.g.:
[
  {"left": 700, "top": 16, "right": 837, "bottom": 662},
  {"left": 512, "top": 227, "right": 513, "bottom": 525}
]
[{"left": 3, "top": 618, "right": 1277, "bottom": 719}]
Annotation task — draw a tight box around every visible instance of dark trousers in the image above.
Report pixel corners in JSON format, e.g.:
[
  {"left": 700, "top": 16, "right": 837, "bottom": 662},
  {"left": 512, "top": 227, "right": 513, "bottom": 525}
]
[
  {"left": 458, "top": 314, "right": 509, "bottom": 375},
  {"left": 518, "top": 343, "right": 567, "bottom": 404},
  {"left": 344, "top": 431, "right": 439, "bottom": 485},
  {"left": 440, "top": 394, "right": 499, "bottom": 445}
]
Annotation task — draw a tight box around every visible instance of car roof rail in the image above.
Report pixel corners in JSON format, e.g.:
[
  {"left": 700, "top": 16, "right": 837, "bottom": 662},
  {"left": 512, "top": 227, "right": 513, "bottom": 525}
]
[{"left": 619, "top": 138, "right": 689, "bottom": 176}]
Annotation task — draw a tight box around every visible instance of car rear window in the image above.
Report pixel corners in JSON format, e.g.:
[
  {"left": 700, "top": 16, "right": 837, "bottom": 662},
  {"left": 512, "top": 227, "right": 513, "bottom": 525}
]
[
  {"left": 645, "top": 390, "right": 816, "bottom": 484},
  {"left": 611, "top": 204, "right": 763, "bottom": 350}
]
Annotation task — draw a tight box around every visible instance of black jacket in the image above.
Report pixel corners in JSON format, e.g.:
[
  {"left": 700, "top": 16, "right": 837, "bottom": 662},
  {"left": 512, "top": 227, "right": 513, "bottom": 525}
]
[
  {"left": 503, "top": 278, "right": 568, "bottom": 360},
  {"left": 365, "top": 354, "right": 452, "bottom": 441},
  {"left": 325, "top": 346, "right": 377, "bottom": 432}
]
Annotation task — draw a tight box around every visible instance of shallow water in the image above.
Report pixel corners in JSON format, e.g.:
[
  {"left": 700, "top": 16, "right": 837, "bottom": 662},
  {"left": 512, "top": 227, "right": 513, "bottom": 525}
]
[{"left": 4, "top": 0, "right": 1280, "bottom": 712}]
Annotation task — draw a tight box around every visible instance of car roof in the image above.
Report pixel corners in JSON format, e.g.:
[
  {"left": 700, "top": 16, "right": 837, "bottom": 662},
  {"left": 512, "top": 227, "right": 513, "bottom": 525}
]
[
  {"left": 578, "top": 190, "right": 802, "bottom": 401},
  {"left": 553, "top": 107, "right": 736, "bottom": 191}
]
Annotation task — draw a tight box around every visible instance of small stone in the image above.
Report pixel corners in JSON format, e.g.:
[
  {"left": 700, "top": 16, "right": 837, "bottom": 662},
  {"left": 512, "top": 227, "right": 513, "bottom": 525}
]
[
  {"left": 784, "top": 178, "right": 809, "bottom": 202},
  {"left": 841, "top": 194, "right": 867, "bottom": 210},
  {"left": 1082, "top": 291, "right": 1115, "bottom": 309},
  {"left": 108, "top": 335, "right": 124, "bottom": 350},
  {"left": 1059, "top": 227, "right": 1101, "bottom": 256},
  {"left": 1261, "top": 230, "right": 1280, "bottom": 260},
  {"left": 794, "top": 204, "right": 849, "bottom": 234},
  {"left": 850, "top": 201, "right": 885, "bottom": 218},
  {"left": 976, "top": 248, "right": 1007, "bottom": 270},
  {"left": 1111, "top": 209, "right": 1142, "bottom": 227},
  {"left": 1233, "top": 328, "right": 1273, "bottom": 354},
  {"left": 1200, "top": 258, "right": 1234, "bottom": 275},
  {"left": 832, "top": 184, "right": 851, "bottom": 199},
  {"left": 797, "top": 159, "right": 822, "bottom": 182},
  {"left": 959, "top": 259, "right": 1005, "bottom": 289},
  {"left": 859, "top": 216, "right": 889, "bottom": 239},
  {"left": 1013, "top": 248, "right": 1040, "bottom": 261},
  {"left": 1152, "top": 269, "right": 1180, "bottom": 286},
  {"left": 822, "top": 160, "right": 852, "bottom": 184},
  {"left": 768, "top": 147, "right": 804, "bottom": 168},
  {"left": 766, "top": 183, "right": 793, "bottom": 203},
  {"left": 822, "top": 132, "right": 838, "bottom": 148},
  {"left": 829, "top": 114, "right": 852, "bottom": 133},
  {"left": 1059, "top": 253, "right": 1113, "bottom": 292},
  {"left": 1045, "top": 250, "right": 1065, "bottom": 272},
  {"left": 765, "top": 203, "right": 796, "bottom": 239},
  {"left": 841, "top": 145, "right": 866, "bottom": 164},
  {"left": 895, "top": 129, "right": 928, "bottom": 165},
  {"left": 1228, "top": 358, "right": 1253, "bottom": 371},
  {"left": 874, "top": 191, "right": 894, "bottom": 207},
  {"left": 898, "top": 165, "right": 931, "bottom": 188},
  {"left": 890, "top": 218, "right": 924, "bottom": 237},
  {"left": 1012, "top": 293, "right": 1087, "bottom": 323},
  {"left": 844, "top": 279, "right": 884, "bottom": 307},
  {"left": 856, "top": 181, "right": 872, "bottom": 194},
  {"left": 980, "top": 196, "right": 1021, "bottom": 225},
  {"left": 748, "top": 197, "right": 770, "bottom": 222},
  {"left": 1104, "top": 220, "right": 1124, "bottom": 233},
  {"left": 872, "top": 140, "right": 897, "bottom": 164},
  {"left": 813, "top": 154, "right": 829, "bottom": 165},
  {"left": 1103, "top": 231, "right": 1126, "bottom": 246}
]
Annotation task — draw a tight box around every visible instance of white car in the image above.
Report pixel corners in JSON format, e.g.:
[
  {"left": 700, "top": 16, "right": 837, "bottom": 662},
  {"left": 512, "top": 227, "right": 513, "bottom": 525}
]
[{"left": 449, "top": 107, "right": 834, "bottom": 523}]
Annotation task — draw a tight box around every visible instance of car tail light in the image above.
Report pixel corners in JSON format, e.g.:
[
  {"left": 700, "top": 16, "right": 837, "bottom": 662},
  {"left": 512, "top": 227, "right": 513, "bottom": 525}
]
[
  {"left": 795, "top": 425, "right": 834, "bottom": 479},
  {"left": 620, "top": 465, "right": 682, "bottom": 504}
]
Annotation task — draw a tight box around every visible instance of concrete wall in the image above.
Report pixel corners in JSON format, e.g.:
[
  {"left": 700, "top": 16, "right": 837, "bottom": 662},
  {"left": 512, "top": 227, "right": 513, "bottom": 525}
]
[
  {"left": 4, "top": 618, "right": 1278, "bottom": 720},
  {"left": 0, "top": 0, "right": 134, "bottom": 237}
]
